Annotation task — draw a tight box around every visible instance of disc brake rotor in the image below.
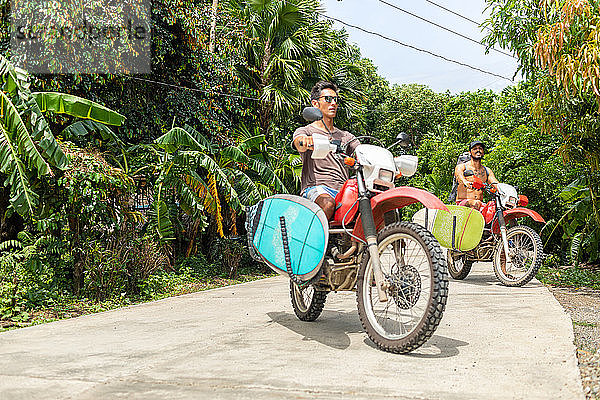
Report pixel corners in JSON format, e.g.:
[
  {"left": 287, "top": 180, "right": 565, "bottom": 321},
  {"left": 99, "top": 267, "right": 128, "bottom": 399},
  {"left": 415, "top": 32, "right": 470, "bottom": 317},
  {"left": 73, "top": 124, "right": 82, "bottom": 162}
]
[{"left": 387, "top": 265, "right": 421, "bottom": 309}]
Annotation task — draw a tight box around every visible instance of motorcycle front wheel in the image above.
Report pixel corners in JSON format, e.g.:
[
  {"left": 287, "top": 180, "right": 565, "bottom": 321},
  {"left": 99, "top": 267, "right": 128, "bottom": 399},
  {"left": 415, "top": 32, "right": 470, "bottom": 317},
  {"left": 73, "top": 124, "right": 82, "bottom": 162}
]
[
  {"left": 290, "top": 281, "right": 328, "bottom": 321},
  {"left": 492, "top": 225, "right": 543, "bottom": 287},
  {"left": 447, "top": 249, "right": 473, "bottom": 280},
  {"left": 356, "top": 221, "right": 448, "bottom": 354}
]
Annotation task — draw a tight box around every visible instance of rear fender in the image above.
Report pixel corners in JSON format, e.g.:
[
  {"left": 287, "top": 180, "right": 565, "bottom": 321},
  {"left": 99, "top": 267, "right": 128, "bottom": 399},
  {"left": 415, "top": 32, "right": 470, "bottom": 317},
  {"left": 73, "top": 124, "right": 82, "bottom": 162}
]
[
  {"left": 352, "top": 186, "right": 448, "bottom": 241},
  {"left": 491, "top": 207, "right": 545, "bottom": 234}
]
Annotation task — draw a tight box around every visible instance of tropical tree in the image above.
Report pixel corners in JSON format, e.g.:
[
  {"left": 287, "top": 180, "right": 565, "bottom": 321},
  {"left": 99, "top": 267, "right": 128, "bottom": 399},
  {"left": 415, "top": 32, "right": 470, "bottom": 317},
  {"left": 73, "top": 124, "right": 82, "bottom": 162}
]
[
  {"left": 0, "top": 55, "right": 124, "bottom": 218},
  {"left": 483, "top": 0, "right": 600, "bottom": 264},
  {"left": 149, "top": 124, "right": 286, "bottom": 254},
  {"left": 222, "top": 0, "right": 366, "bottom": 143},
  {"left": 374, "top": 84, "right": 449, "bottom": 146},
  {"left": 0, "top": 56, "right": 68, "bottom": 218}
]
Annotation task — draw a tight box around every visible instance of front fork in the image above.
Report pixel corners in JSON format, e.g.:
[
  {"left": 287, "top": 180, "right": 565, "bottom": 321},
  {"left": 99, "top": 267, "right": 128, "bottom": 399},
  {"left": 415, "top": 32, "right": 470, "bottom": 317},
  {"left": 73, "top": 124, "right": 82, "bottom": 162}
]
[
  {"left": 496, "top": 199, "right": 511, "bottom": 272},
  {"left": 356, "top": 170, "right": 388, "bottom": 302}
]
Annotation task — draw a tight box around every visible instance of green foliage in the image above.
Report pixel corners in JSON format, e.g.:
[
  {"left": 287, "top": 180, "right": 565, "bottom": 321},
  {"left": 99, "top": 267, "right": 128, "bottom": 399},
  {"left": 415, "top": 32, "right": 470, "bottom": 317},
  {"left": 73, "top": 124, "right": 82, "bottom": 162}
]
[
  {"left": 484, "top": 0, "right": 600, "bottom": 265},
  {"left": 0, "top": 231, "right": 65, "bottom": 319},
  {"left": 485, "top": 125, "right": 579, "bottom": 223},
  {"left": 443, "top": 89, "right": 497, "bottom": 144},
  {"left": 411, "top": 138, "right": 466, "bottom": 201},
  {"left": 544, "top": 178, "right": 600, "bottom": 265},
  {"left": 33, "top": 92, "right": 125, "bottom": 126},
  {"left": 223, "top": 0, "right": 366, "bottom": 140},
  {"left": 206, "top": 236, "right": 266, "bottom": 278},
  {"left": 150, "top": 124, "right": 286, "bottom": 244},
  {"left": 482, "top": 0, "right": 542, "bottom": 79},
  {"left": 374, "top": 84, "right": 448, "bottom": 146},
  {"left": 81, "top": 235, "right": 169, "bottom": 301},
  {"left": 537, "top": 265, "right": 600, "bottom": 290}
]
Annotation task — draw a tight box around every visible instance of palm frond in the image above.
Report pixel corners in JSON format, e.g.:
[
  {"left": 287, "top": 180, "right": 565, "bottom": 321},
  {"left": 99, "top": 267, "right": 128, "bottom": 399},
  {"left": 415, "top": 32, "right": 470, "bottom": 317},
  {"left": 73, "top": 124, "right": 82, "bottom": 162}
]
[{"left": 155, "top": 126, "right": 212, "bottom": 153}]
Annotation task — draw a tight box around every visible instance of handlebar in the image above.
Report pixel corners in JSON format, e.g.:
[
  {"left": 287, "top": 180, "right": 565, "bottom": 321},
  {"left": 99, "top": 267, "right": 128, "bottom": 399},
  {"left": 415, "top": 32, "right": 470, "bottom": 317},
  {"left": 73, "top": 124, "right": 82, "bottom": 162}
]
[{"left": 472, "top": 178, "right": 498, "bottom": 194}]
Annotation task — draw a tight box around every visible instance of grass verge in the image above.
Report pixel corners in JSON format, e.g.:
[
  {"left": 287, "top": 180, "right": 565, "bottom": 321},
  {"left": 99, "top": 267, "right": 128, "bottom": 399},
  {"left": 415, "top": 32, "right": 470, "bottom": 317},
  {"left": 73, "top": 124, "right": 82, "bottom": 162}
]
[
  {"left": 1, "top": 272, "right": 275, "bottom": 332},
  {"left": 537, "top": 265, "right": 600, "bottom": 290}
]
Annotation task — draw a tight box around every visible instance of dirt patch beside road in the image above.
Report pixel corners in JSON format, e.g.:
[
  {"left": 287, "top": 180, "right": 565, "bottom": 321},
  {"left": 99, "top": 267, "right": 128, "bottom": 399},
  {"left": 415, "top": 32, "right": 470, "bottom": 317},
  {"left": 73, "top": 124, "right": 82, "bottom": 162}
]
[{"left": 549, "top": 286, "right": 600, "bottom": 400}]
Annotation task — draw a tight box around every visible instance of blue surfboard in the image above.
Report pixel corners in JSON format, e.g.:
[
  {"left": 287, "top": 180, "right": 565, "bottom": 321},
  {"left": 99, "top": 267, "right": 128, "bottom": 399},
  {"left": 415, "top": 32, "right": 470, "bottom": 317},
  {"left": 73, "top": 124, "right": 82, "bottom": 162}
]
[{"left": 248, "top": 195, "right": 328, "bottom": 281}]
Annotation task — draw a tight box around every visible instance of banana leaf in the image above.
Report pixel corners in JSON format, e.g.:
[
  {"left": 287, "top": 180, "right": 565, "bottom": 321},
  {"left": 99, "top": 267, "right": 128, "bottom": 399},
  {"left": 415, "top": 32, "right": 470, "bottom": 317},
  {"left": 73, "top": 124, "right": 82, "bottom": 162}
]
[
  {"left": 0, "top": 124, "right": 40, "bottom": 216},
  {"left": 61, "top": 120, "right": 125, "bottom": 147},
  {"left": 147, "top": 200, "right": 175, "bottom": 241},
  {"left": 155, "top": 126, "right": 212, "bottom": 153},
  {"left": 0, "top": 91, "right": 51, "bottom": 177},
  {"left": 33, "top": 92, "right": 125, "bottom": 126},
  {"left": 0, "top": 56, "right": 69, "bottom": 170}
]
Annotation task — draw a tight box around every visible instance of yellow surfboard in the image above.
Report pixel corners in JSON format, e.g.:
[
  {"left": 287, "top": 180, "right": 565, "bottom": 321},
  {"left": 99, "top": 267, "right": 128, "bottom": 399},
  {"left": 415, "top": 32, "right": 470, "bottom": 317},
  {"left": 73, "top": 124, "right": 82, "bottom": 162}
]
[{"left": 412, "top": 205, "right": 484, "bottom": 251}]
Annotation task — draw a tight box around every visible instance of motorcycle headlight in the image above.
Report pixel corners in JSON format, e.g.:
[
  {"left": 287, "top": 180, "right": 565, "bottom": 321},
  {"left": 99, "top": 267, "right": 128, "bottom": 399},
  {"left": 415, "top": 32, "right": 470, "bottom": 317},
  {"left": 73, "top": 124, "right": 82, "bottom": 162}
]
[
  {"left": 506, "top": 196, "right": 517, "bottom": 208},
  {"left": 379, "top": 169, "right": 394, "bottom": 182}
]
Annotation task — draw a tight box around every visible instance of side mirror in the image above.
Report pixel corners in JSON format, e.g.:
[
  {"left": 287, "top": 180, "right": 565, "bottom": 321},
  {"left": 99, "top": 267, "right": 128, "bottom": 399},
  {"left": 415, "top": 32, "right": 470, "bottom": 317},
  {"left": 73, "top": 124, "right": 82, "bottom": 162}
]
[
  {"left": 396, "top": 132, "right": 411, "bottom": 147},
  {"left": 302, "top": 107, "right": 323, "bottom": 122}
]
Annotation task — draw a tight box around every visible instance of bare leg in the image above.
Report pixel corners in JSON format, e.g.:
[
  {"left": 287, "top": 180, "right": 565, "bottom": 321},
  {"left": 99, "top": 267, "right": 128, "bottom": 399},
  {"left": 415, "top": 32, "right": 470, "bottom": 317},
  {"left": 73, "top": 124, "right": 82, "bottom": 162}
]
[{"left": 315, "top": 194, "right": 336, "bottom": 220}]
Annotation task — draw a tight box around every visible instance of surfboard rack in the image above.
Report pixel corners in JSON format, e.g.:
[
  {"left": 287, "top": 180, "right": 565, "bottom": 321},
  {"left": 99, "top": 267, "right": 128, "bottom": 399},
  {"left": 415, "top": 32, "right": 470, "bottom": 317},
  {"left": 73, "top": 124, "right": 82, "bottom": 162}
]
[{"left": 279, "top": 216, "right": 308, "bottom": 286}]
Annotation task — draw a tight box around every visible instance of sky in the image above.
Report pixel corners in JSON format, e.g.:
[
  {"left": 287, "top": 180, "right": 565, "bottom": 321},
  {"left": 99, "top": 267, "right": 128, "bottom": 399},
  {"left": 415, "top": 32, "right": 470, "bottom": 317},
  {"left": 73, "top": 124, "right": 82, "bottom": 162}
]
[{"left": 320, "top": 0, "right": 522, "bottom": 94}]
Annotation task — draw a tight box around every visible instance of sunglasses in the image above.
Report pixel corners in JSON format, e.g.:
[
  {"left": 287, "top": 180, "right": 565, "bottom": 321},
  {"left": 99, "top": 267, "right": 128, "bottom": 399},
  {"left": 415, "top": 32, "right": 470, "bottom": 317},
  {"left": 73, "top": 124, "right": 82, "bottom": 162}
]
[{"left": 318, "top": 95, "right": 339, "bottom": 104}]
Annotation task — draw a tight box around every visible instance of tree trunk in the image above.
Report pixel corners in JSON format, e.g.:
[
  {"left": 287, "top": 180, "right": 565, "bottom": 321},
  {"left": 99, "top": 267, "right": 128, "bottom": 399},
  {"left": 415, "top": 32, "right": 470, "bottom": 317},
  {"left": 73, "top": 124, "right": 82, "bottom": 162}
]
[
  {"left": 69, "top": 216, "right": 84, "bottom": 295},
  {"left": 259, "top": 39, "right": 272, "bottom": 140},
  {"left": 209, "top": 0, "right": 219, "bottom": 53}
]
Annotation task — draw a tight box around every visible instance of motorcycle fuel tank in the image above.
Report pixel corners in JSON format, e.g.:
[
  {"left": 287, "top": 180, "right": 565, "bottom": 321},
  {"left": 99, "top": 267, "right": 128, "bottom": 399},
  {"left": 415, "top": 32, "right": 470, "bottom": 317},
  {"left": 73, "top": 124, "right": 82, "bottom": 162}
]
[{"left": 332, "top": 178, "right": 359, "bottom": 226}]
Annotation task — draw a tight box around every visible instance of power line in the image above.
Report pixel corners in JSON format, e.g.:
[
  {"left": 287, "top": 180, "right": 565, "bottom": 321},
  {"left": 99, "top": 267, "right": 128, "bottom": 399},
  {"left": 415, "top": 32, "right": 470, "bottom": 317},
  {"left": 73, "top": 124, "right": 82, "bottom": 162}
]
[
  {"left": 130, "top": 76, "right": 417, "bottom": 111},
  {"left": 129, "top": 76, "right": 449, "bottom": 114},
  {"left": 425, "top": 0, "right": 491, "bottom": 32},
  {"left": 129, "top": 76, "right": 263, "bottom": 102},
  {"left": 378, "top": 0, "right": 514, "bottom": 59},
  {"left": 318, "top": 12, "right": 514, "bottom": 82}
]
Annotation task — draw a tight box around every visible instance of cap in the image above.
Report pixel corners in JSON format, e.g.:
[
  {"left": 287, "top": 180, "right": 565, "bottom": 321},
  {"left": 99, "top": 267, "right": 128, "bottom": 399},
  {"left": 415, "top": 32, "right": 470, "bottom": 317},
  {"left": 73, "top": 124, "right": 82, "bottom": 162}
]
[{"left": 469, "top": 140, "right": 486, "bottom": 151}]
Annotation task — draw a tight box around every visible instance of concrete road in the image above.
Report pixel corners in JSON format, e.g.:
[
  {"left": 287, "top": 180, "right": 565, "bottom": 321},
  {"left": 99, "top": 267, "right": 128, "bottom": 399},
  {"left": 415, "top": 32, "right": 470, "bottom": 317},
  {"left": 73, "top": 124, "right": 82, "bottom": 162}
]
[{"left": 0, "top": 262, "right": 584, "bottom": 399}]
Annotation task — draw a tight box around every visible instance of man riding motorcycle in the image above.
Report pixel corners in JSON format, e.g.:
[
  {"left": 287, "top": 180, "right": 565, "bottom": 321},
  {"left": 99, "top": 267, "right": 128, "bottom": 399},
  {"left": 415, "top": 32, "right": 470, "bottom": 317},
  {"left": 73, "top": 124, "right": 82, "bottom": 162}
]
[
  {"left": 292, "top": 80, "right": 359, "bottom": 220},
  {"left": 455, "top": 140, "right": 499, "bottom": 210}
]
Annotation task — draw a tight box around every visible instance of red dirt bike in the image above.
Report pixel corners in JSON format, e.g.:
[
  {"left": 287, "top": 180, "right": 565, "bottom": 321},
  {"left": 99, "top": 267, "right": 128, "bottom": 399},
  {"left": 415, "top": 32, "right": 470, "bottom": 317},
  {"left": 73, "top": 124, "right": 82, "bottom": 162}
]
[
  {"left": 272, "top": 107, "right": 449, "bottom": 353},
  {"left": 447, "top": 173, "right": 545, "bottom": 286}
]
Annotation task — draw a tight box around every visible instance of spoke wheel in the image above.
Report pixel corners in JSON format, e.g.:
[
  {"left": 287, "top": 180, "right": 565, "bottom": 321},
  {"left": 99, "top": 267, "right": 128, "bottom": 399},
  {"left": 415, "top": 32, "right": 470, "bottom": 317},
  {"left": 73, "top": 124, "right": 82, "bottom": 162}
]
[
  {"left": 357, "top": 221, "right": 448, "bottom": 353},
  {"left": 493, "top": 225, "right": 543, "bottom": 287},
  {"left": 290, "top": 281, "right": 328, "bottom": 321},
  {"left": 447, "top": 249, "right": 472, "bottom": 280}
]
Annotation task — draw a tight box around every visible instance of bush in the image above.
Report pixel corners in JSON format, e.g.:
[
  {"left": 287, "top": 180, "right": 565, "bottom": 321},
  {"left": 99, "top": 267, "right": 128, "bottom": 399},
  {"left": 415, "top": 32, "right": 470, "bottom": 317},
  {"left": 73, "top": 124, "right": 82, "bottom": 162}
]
[
  {"left": 207, "top": 236, "right": 267, "bottom": 278},
  {"left": 82, "top": 234, "right": 169, "bottom": 301}
]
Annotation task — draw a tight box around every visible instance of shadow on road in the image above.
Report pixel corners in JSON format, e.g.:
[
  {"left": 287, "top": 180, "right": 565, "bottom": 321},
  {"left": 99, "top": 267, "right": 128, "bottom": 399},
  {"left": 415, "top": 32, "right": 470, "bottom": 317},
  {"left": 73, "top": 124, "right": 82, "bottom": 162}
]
[
  {"left": 267, "top": 310, "right": 364, "bottom": 350},
  {"left": 268, "top": 310, "right": 469, "bottom": 358},
  {"left": 362, "top": 334, "right": 469, "bottom": 358},
  {"left": 404, "top": 335, "right": 469, "bottom": 358}
]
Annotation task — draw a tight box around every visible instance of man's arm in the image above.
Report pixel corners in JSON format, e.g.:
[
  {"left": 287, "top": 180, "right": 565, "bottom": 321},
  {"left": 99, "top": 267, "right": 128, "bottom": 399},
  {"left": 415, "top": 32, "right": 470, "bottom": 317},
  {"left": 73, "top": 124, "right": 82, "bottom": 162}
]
[
  {"left": 292, "top": 135, "right": 314, "bottom": 153},
  {"left": 486, "top": 168, "right": 499, "bottom": 185}
]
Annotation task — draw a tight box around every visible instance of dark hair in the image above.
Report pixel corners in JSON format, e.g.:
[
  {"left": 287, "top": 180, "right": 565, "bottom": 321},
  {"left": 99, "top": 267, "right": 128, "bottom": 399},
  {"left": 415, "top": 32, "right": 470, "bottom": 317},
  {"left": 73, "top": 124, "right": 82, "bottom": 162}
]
[{"left": 310, "top": 80, "right": 338, "bottom": 101}]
